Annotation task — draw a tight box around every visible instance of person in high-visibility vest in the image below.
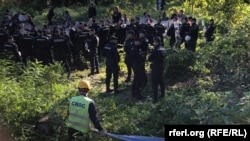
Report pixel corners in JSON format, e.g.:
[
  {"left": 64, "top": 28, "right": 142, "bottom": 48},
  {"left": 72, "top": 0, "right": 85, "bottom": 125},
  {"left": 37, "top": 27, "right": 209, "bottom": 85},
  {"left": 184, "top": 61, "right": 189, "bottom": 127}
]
[{"left": 67, "top": 79, "right": 106, "bottom": 141}]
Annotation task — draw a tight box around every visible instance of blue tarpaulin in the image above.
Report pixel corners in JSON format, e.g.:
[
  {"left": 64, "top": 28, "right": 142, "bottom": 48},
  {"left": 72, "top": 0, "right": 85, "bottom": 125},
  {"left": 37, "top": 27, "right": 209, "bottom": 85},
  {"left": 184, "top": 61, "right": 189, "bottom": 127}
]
[{"left": 107, "top": 133, "right": 165, "bottom": 141}]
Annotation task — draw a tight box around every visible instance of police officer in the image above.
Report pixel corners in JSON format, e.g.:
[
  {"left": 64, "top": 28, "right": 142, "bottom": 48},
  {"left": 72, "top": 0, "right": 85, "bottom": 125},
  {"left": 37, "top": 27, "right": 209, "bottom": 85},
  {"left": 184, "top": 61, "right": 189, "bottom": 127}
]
[
  {"left": 0, "top": 36, "right": 21, "bottom": 62},
  {"left": 148, "top": 36, "right": 166, "bottom": 103},
  {"left": 144, "top": 19, "right": 155, "bottom": 45},
  {"left": 86, "top": 28, "right": 100, "bottom": 76},
  {"left": 73, "top": 24, "right": 89, "bottom": 70},
  {"left": 114, "top": 19, "right": 126, "bottom": 45},
  {"left": 104, "top": 36, "right": 120, "bottom": 94},
  {"left": 188, "top": 18, "right": 199, "bottom": 51},
  {"left": 98, "top": 20, "right": 110, "bottom": 61},
  {"left": 51, "top": 29, "right": 71, "bottom": 74},
  {"left": 126, "top": 18, "right": 136, "bottom": 33},
  {"left": 138, "top": 29, "right": 149, "bottom": 56},
  {"left": 19, "top": 31, "right": 34, "bottom": 64},
  {"left": 0, "top": 26, "right": 8, "bottom": 46},
  {"left": 29, "top": 25, "right": 38, "bottom": 37},
  {"left": 33, "top": 29, "right": 52, "bottom": 65},
  {"left": 154, "top": 18, "right": 166, "bottom": 46},
  {"left": 131, "top": 37, "right": 146, "bottom": 100},
  {"left": 138, "top": 29, "right": 148, "bottom": 88},
  {"left": 67, "top": 79, "right": 106, "bottom": 141},
  {"left": 167, "top": 16, "right": 177, "bottom": 48},
  {"left": 204, "top": 19, "right": 216, "bottom": 43},
  {"left": 124, "top": 30, "right": 135, "bottom": 83},
  {"left": 178, "top": 17, "right": 190, "bottom": 49}
]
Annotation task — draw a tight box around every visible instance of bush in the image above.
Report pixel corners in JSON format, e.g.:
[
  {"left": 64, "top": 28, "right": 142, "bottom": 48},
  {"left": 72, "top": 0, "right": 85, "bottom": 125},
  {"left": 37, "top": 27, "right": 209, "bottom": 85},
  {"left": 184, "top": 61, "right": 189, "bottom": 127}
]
[
  {"left": 0, "top": 60, "right": 73, "bottom": 141},
  {"left": 164, "top": 48, "right": 197, "bottom": 82}
]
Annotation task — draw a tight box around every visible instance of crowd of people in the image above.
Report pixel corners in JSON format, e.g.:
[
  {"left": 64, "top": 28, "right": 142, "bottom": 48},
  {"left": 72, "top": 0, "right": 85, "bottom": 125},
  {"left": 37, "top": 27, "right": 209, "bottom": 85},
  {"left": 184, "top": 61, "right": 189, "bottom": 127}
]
[
  {"left": 0, "top": 3, "right": 218, "bottom": 140},
  {"left": 0, "top": 4, "right": 216, "bottom": 100}
]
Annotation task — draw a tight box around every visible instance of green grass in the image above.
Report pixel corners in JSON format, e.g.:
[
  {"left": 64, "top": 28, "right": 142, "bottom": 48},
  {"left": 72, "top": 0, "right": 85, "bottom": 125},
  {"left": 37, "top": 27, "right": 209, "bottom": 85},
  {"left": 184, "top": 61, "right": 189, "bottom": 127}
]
[{"left": 1, "top": 1, "right": 250, "bottom": 140}]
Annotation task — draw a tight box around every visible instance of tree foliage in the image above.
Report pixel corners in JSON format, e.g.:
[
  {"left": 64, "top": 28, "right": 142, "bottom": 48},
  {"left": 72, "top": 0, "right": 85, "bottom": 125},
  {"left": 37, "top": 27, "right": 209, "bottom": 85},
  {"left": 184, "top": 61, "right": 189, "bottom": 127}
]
[{"left": 0, "top": 0, "right": 250, "bottom": 140}]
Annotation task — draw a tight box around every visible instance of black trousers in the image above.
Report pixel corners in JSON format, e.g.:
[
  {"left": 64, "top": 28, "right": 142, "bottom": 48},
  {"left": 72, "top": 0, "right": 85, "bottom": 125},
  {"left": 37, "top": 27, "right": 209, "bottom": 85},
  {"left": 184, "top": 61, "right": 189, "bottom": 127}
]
[
  {"left": 68, "top": 127, "right": 89, "bottom": 141},
  {"left": 105, "top": 65, "right": 119, "bottom": 91},
  {"left": 89, "top": 54, "right": 99, "bottom": 74},
  {"left": 132, "top": 66, "right": 145, "bottom": 99},
  {"left": 151, "top": 69, "right": 165, "bottom": 102},
  {"left": 125, "top": 56, "right": 132, "bottom": 81}
]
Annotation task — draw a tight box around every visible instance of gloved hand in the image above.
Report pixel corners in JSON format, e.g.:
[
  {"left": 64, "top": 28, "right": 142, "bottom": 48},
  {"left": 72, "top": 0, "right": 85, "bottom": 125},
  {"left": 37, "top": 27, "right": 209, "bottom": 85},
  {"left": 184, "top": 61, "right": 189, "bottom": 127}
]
[{"left": 99, "top": 129, "right": 107, "bottom": 136}]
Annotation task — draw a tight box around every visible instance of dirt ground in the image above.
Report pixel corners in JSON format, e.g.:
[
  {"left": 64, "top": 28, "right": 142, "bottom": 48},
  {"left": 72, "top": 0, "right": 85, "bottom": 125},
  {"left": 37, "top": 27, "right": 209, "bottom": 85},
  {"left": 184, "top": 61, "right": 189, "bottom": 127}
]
[{"left": 0, "top": 128, "right": 15, "bottom": 141}]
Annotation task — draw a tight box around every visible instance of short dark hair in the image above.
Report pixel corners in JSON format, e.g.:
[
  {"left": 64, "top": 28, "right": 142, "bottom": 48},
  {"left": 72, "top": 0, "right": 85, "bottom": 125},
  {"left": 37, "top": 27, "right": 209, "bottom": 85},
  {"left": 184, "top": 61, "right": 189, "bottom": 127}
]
[
  {"left": 78, "top": 88, "right": 90, "bottom": 93},
  {"left": 7, "top": 36, "right": 13, "bottom": 40},
  {"left": 90, "top": 27, "right": 95, "bottom": 32}
]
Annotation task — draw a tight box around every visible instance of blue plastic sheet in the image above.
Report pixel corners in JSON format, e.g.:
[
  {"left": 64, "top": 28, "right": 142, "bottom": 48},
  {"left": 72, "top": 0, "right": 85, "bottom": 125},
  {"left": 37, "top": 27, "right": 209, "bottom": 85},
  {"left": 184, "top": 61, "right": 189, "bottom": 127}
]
[{"left": 107, "top": 133, "right": 165, "bottom": 141}]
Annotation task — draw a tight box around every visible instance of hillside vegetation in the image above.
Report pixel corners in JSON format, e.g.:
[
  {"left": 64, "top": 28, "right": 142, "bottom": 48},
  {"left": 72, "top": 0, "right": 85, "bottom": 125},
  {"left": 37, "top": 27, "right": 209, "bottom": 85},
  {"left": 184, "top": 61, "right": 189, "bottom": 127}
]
[{"left": 0, "top": 0, "right": 250, "bottom": 141}]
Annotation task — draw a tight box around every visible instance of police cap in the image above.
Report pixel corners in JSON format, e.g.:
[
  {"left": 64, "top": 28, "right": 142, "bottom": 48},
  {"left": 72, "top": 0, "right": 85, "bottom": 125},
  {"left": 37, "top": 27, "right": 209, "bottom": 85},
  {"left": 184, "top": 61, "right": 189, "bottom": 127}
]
[
  {"left": 110, "top": 36, "right": 118, "bottom": 41},
  {"left": 127, "top": 30, "right": 135, "bottom": 36},
  {"left": 139, "top": 29, "right": 147, "bottom": 35},
  {"left": 154, "top": 36, "right": 161, "bottom": 43}
]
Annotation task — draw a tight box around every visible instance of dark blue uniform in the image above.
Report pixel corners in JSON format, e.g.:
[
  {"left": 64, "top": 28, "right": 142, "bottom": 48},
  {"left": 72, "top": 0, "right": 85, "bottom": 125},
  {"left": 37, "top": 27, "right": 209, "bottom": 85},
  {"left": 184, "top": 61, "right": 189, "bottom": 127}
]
[
  {"left": 33, "top": 34, "right": 52, "bottom": 65},
  {"left": 0, "top": 38, "right": 21, "bottom": 62},
  {"left": 124, "top": 38, "right": 134, "bottom": 82},
  {"left": 139, "top": 36, "right": 148, "bottom": 88},
  {"left": 188, "top": 18, "right": 199, "bottom": 51},
  {"left": 19, "top": 34, "right": 34, "bottom": 64},
  {"left": 73, "top": 30, "right": 89, "bottom": 70},
  {"left": 104, "top": 39, "right": 120, "bottom": 94},
  {"left": 154, "top": 22, "right": 166, "bottom": 46},
  {"left": 148, "top": 42, "right": 166, "bottom": 103},
  {"left": 131, "top": 39, "right": 146, "bottom": 100},
  {"left": 205, "top": 19, "right": 216, "bottom": 42},
  {"left": 51, "top": 33, "right": 71, "bottom": 73},
  {"left": 178, "top": 19, "right": 190, "bottom": 49},
  {"left": 86, "top": 32, "right": 100, "bottom": 75},
  {"left": 98, "top": 24, "right": 109, "bottom": 60}
]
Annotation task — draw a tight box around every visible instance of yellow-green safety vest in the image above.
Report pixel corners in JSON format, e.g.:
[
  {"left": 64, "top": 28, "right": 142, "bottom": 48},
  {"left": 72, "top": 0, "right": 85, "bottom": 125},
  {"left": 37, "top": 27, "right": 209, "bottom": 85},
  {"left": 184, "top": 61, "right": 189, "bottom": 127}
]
[{"left": 67, "top": 95, "right": 93, "bottom": 133}]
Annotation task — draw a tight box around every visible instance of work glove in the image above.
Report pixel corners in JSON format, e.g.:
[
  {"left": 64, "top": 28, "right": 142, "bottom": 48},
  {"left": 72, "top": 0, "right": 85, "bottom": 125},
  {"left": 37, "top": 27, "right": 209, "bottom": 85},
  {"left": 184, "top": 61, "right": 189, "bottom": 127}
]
[{"left": 99, "top": 129, "right": 107, "bottom": 136}]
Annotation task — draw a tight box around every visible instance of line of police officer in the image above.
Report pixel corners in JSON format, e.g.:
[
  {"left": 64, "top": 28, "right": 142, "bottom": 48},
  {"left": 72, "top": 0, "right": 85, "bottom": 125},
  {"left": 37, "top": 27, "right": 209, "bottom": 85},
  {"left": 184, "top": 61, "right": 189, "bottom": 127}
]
[
  {"left": 1, "top": 15, "right": 167, "bottom": 102},
  {"left": 0, "top": 25, "right": 72, "bottom": 76}
]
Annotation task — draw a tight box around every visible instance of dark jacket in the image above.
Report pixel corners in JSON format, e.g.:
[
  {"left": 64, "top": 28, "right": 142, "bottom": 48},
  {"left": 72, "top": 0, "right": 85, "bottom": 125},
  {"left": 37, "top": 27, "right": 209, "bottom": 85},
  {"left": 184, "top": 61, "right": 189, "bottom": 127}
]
[
  {"left": 86, "top": 35, "right": 99, "bottom": 55},
  {"left": 148, "top": 44, "right": 166, "bottom": 72},
  {"left": 89, "top": 100, "right": 103, "bottom": 131},
  {"left": 51, "top": 35, "right": 70, "bottom": 58},
  {"left": 1, "top": 41, "right": 21, "bottom": 62},
  {"left": 179, "top": 22, "right": 190, "bottom": 39},
  {"left": 205, "top": 23, "right": 216, "bottom": 41},
  {"left": 104, "top": 42, "right": 120, "bottom": 67},
  {"left": 124, "top": 38, "right": 134, "bottom": 64},
  {"left": 189, "top": 23, "right": 199, "bottom": 41},
  {"left": 131, "top": 44, "right": 145, "bottom": 70}
]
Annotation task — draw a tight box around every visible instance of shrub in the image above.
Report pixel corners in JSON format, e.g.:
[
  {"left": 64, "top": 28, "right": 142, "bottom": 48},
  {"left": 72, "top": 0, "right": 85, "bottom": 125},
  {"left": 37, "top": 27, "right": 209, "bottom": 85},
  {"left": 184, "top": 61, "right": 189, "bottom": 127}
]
[{"left": 164, "top": 48, "right": 197, "bottom": 82}]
